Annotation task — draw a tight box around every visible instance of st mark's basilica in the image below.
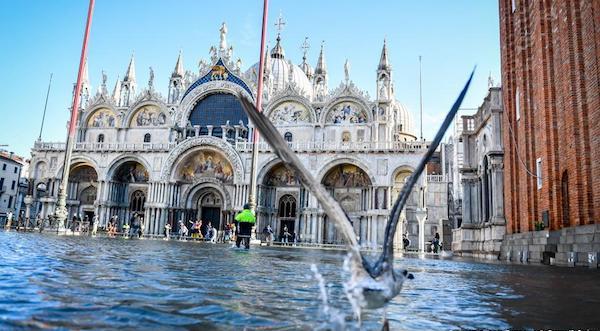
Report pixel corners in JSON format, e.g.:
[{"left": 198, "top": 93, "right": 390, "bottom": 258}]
[{"left": 28, "top": 22, "right": 442, "bottom": 249}]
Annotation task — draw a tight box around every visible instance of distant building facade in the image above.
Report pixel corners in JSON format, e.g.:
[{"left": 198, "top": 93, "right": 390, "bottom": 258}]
[
  {"left": 499, "top": 0, "right": 599, "bottom": 265},
  {"left": 452, "top": 87, "right": 505, "bottom": 259},
  {"left": 0, "top": 151, "right": 28, "bottom": 225}
]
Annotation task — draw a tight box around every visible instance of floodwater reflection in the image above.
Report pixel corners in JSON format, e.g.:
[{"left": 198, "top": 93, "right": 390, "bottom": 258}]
[{"left": 0, "top": 231, "right": 598, "bottom": 330}]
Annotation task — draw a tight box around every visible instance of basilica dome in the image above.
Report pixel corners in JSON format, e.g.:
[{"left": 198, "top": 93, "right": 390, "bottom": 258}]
[
  {"left": 244, "top": 36, "right": 314, "bottom": 99},
  {"left": 393, "top": 101, "right": 415, "bottom": 136}
]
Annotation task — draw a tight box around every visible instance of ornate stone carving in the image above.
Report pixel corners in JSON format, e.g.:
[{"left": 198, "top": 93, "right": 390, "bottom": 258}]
[
  {"left": 160, "top": 136, "right": 244, "bottom": 183},
  {"left": 267, "top": 101, "right": 313, "bottom": 125}
]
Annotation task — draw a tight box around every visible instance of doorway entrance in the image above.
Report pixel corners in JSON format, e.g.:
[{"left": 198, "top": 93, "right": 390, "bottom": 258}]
[
  {"left": 201, "top": 207, "right": 221, "bottom": 231},
  {"left": 278, "top": 195, "right": 297, "bottom": 242},
  {"left": 196, "top": 190, "right": 223, "bottom": 235}
]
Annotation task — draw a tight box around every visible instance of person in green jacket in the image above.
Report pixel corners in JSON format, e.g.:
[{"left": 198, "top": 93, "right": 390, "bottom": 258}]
[{"left": 235, "top": 203, "right": 256, "bottom": 249}]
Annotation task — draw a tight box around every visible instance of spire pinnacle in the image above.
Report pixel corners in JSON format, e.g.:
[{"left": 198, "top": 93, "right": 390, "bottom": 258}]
[
  {"left": 378, "top": 39, "right": 391, "bottom": 71},
  {"left": 124, "top": 53, "right": 136, "bottom": 82},
  {"left": 315, "top": 41, "right": 327, "bottom": 75},
  {"left": 112, "top": 75, "right": 121, "bottom": 102},
  {"left": 173, "top": 50, "right": 184, "bottom": 77}
]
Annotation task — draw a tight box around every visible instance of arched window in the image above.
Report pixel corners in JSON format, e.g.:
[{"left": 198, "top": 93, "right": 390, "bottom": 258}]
[
  {"left": 284, "top": 132, "right": 293, "bottom": 142},
  {"left": 143, "top": 133, "right": 151, "bottom": 143},
  {"left": 278, "top": 195, "right": 297, "bottom": 218},
  {"left": 130, "top": 190, "right": 146, "bottom": 212},
  {"left": 97, "top": 134, "right": 105, "bottom": 143}
]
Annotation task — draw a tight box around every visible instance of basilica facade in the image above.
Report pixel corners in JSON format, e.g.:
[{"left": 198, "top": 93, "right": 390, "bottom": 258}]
[{"left": 29, "top": 23, "right": 442, "bottom": 248}]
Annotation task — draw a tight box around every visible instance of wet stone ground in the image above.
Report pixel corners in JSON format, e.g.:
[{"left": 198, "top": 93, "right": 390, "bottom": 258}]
[{"left": 1, "top": 231, "right": 599, "bottom": 330}]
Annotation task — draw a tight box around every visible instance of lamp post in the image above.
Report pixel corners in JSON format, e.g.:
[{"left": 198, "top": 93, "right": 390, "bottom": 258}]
[{"left": 54, "top": 0, "right": 95, "bottom": 230}]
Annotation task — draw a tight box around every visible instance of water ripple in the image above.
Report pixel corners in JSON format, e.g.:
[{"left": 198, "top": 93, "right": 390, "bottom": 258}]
[{"left": 1, "top": 231, "right": 599, "bottom": 330}]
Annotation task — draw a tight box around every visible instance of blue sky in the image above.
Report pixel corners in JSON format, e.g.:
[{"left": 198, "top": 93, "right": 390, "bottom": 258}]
[{"left": 0, "top": 0, "right": 500, "bottom": 158}]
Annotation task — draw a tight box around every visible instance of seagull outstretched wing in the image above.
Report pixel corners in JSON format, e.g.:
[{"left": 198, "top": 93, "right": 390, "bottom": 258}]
[
  {"left": 238, "top": 68, "right": 474, "bottom": 281},
  {"left": 238, "top": 95, "right": 363, "bottom": 261}
]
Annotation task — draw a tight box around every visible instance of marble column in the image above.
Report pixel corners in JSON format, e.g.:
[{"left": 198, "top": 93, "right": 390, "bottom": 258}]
[{"left": 415, "top": 208, "right": 427, "bottom": 252}]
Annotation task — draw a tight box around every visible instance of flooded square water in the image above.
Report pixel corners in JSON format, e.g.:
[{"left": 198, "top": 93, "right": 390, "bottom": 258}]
[{"left": 1, "top": 231, "right": 598, "bottom": 330}]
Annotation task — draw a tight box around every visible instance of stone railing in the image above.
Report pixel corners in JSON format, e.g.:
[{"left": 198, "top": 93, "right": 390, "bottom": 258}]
[
  {"left": 33, "top": 141, "right": 176, "bottom": 152},
  {"left": 234, "top": 140, "right": 429, "bottom": 153},
  {"left": 33, "top": 139, "right": 428, "bottom": 154},
  {"left": 427, "top": 174, "right": 449, "bottom": 182}
]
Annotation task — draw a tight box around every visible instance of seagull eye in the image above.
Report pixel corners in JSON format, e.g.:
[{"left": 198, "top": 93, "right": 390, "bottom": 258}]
[
  {"left": 402, "top": 270, "right": 408, "bottom": 276},
  {"left": 407, "top": 273, "right": 414, "bottom": 280}
]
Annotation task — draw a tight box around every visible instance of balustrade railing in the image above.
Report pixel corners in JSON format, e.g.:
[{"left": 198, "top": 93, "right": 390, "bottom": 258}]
[
  {"left": 34, "top": 138, "right": 428, "bottom": 153},
  {"left": 33, "top": 141, "right": 176, "bottom": 152}
]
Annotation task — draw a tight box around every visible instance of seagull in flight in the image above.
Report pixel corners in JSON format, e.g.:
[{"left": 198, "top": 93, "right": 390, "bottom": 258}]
[{"left": 238, "top": 69, "right": 474, "bottom": 311}]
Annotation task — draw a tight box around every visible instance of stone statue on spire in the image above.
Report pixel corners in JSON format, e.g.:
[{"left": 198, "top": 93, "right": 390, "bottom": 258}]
[
  {"left": 344, "top": 59, "right": 350, "bottom": 84},
  {"left": 101, "top": 70, "right": 107, "bottom": 91},
  {"left": 219, "top": 22, "right": 228, "bottom": 52},
  {"left": 148, "top": 66, "right": 154, "bottom": 89}
]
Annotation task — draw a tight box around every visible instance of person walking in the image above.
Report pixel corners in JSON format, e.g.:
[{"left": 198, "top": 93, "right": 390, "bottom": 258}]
[
  {"left": 432, "top": 232, "right": 441, "bottom": 253},
  {"left": 164, "top": 222, "right": 172, "bottom": 240},
  {"left": 4, "top": 210, "right": 13, "bottom": 230},
  {"left": 36, "top": 214, "right": 44, "bottom": 233},
  {"left": 91, "top": 215, "right": 98, "bottom": 236},
  {"left": 138, "top": 216, "right": 145, "bottom": 238},
  {"left": 282, "top": 225, "right": 291, "bottom": 245},
  {"left": 235, "top": 203, "right": 255, "bottom": 249},
  {"left": 267, "top": 225, "right": 274, "bottom": 245},
  {"left": 178, "top": 220, "right": 188, "bottom": 240}
]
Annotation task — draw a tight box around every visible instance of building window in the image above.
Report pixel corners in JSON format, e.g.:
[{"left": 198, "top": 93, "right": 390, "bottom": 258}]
[
  {"left": 536, "top": 158, "right": 542, "bottom": 189},
  {"left": 11, "top": 180, "right": 15, "bottom": 190},
  {"left": 14, "top": 166, "right": 17, "bottom": 174},
  {"left": 511, "top": 0, "right": 517, "bottom": 12},
  {"left": 144, "top": 133, "right": 151, "bottom": 143},
  {"left": 8, "top": 196, "right": 12, "bottom": 208},
  {"left": 0, "top": 178, "right": 4, "bottom": 190},
  {"left": 284, "top": 132, "right": 293, "bottom": 142},
  {"left": 2, "top": 164, "right": 5, "bottom": 171},
  {"left": 515, "top": 88, "right": 520, "bottom": 121},
  {"left": 97, "top": 134, "right": 104, "bottom": 143}
]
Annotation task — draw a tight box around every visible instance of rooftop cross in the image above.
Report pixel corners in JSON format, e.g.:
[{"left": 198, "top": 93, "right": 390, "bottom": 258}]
[
  {"left": 300, "top": 37, "right": 310, "bottom": 60},
  {"left": 274, "top": 13, "right": 285, "bottom": 36}
]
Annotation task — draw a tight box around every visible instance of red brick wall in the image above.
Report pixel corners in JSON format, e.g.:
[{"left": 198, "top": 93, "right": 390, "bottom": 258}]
[{"left": 500, "top": 0, "right": 599, "bottom": 234}]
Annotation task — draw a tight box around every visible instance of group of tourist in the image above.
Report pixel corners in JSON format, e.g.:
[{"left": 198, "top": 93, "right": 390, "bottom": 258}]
[
  {"left": 261, "top": 224, "right": 299, "bottom": 246},
  {"left": 169, "top": 219, "right": 229, "bottom": 243},
  {"left": 3, "top": 202, "right": 259, "bottom": 250}
]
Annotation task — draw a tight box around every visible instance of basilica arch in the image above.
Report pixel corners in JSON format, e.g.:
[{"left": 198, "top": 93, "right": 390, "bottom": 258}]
[
  {"left": 320, "top": 96, "right": 372, "bottom": 125},
  {"left": 104, "top": 157, "right": 150, "bottom": 229},
  {"left": 160, "top": 136, "right": 244, "bottom": 183},
  {"left": 125, "top": 101, "right": 170, "bottom": 128},
  {"left": 176, "top": 77, "right": 254, "bottom": 128},
  {"left": 65, "top": 161, "right": 99, "bottom": 228},
  {"left": 320, "top": 162, "right": 372, "bottom": 244},
  {"left": 257, "top": 161, "right": 302, "bottom": 241}
]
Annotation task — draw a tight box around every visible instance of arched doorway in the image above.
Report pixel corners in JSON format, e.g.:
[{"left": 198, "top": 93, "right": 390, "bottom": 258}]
[
  {"left": 108, "top": 160, "right": 149, "bottom": 228},
  {"left": 321, "top": 164, "right": 371, "bottom": 244},
  {"left": 196, "top": 189, "right": 224, "bottom": 235},
  {"left": 67, "top": 163, "right": 98, "bottom": 226},
  {"left": 259, "top": 163, "right": 301, "bottom": 240},
  {"left": 278, "top": 194, "right": 297, "bottom": 241}
]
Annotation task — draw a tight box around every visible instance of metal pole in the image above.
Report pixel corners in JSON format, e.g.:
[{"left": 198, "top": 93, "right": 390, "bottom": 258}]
[
  {"left": 38, "top": 73, "right": 53, "bottom": 142},
  {"left": 54, "top": 0, "right": 95, "bottom": 230},
  {"left": 248, "top": 0, "right": 269, "bottom": 210},
  {"left": 419, "top": 55, "right": 423, "bottom": 141}
]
